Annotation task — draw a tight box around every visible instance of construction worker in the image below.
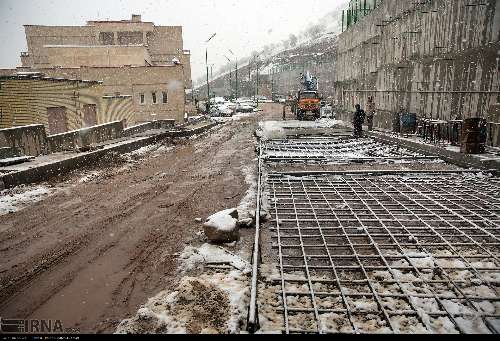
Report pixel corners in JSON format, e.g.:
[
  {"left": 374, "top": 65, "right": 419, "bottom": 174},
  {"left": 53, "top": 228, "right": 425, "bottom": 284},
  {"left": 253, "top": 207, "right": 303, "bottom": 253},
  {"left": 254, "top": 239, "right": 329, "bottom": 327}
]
[
  {"left": 366, "top": 96, "right": 375, "bottom": 131},
  {"left": 353, "top": 104, "right": 366, "bottom": 138}
]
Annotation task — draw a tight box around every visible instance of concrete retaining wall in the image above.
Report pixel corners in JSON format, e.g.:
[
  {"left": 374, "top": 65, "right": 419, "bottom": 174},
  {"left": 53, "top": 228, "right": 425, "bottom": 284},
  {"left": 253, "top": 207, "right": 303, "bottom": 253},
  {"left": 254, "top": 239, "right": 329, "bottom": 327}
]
[
  {"left": 334, "top": 0, "right": 500, "bottom": 146},
  {"left": 0, "top": 124, "right": 47, "bottom": 156}
]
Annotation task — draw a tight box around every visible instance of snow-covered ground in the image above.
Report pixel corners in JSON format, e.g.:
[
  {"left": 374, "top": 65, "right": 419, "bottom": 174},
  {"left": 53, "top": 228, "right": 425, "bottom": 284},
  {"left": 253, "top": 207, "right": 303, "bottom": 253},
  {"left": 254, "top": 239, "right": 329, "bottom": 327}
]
[
  {"left": 256, "top": 119, "right": 343, "bottom": 141},
  {"left": 116, "top": 244, "right": 251, "bottom": 334},
  {"left": 0, "top": 185, "right": 54, "bottom": 216}
]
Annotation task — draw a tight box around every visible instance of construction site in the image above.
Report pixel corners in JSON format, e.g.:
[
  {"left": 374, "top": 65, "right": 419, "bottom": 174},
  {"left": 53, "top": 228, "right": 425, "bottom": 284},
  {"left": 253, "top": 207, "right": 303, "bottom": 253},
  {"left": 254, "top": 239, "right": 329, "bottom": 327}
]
[{"left": 0, "top": 0, "right": 499, "bottom": 336}]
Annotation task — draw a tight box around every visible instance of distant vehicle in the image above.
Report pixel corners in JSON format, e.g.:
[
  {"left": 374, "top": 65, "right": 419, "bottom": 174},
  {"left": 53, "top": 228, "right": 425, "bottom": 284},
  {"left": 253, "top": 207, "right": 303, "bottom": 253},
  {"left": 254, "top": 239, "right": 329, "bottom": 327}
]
[
  {"left": 225, "top": 101, "right": 237, "bottom": 111},
  {"left": 217, "top": 104, "right": 234, "bottom": 117},
  {"left": 320, "top": 105, "right": 335, "bottom": 119},
  {"left": 295, "top": 71, "right": 321, "bottom": 121},
  {"left": 237, "top": 98, "right": 257, "bottom": 108},
  {"left": 209, "top": 97, "right": 226, "bottom": 105},
  {"left": 255, "top": 95, "right": 272, "bottom": 103},
  {"left": 236, "top": 103, "right": 254, "bottom": 113}
]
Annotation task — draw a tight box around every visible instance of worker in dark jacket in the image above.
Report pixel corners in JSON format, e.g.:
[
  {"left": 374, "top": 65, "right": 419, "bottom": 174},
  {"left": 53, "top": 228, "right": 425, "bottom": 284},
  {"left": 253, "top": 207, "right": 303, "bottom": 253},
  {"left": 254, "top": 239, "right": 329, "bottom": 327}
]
[{"left": 353, "top": 104, "right": 366, "bottom": 138}]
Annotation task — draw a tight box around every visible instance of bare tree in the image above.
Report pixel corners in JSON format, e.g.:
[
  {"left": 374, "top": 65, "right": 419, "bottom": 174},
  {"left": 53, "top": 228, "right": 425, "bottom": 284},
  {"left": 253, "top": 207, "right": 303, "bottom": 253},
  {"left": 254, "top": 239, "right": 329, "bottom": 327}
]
[{"left": 289, "top": 34, "right": 298, "bottom": 47}]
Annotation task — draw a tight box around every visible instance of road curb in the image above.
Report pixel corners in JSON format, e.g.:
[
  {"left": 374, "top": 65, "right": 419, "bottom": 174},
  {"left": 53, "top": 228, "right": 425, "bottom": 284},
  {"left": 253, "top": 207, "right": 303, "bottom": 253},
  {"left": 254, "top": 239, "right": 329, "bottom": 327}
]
[{"left": 369, "top": 131, "right": 500, "bottom": 173}]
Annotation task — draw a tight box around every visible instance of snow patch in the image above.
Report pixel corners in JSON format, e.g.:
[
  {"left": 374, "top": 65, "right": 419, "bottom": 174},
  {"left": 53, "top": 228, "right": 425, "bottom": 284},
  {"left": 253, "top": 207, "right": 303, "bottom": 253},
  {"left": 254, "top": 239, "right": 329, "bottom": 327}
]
[
  {"left": 117, "top": 244, "right": 250, "bottom": 334},
  {"left": 0, "top": 185, "right": 53, "bottom": 216},
  {"left": 204, "top": 209, "right": 238, "bottom": 232}
]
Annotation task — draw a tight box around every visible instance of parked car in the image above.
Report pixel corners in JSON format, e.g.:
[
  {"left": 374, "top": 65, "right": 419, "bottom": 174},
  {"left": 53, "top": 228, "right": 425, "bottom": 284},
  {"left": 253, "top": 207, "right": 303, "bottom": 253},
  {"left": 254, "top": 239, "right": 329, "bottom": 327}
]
[
  {"left": 217, "top": 104, "right": 234, "bottom": 117},
  {"left": 236, "top": 103, "right": 254, "bottom": 113},
  {"left": 209, "top": 97, "right": 226, "bottom": 105},
  {"left": 237, "top": 98, "right": 257, "bottom": 108}
]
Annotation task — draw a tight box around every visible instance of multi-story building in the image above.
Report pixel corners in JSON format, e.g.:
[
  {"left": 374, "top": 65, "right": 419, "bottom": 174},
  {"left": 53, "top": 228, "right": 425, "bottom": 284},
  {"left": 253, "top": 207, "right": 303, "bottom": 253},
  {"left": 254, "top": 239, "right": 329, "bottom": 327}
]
[
  {"left": 3, "top": 15, "right": 192, "bottom": 126},
  {"left": 20, "top": 14, "right": 192, "bottom": 89}
]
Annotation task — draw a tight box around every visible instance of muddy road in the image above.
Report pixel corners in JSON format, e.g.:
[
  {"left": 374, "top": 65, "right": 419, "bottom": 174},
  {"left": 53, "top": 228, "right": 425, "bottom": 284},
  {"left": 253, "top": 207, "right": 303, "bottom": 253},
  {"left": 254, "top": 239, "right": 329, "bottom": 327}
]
[{"left": 0, "top": 104, "right": 282, "bottom": 333}]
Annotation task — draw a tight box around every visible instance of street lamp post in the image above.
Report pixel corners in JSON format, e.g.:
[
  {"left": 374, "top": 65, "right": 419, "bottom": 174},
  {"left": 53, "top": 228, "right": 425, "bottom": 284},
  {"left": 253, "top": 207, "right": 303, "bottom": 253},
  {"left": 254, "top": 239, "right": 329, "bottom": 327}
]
[
  {"left": 205, "top": 33, "right": 216, "bottom": 113},
  {"left": 253, "top": 52, "right": 263, "bottom": 105},
  {"left": 229, "top": 49, "right": 238, "bottom": 100},
  {"left": 224, "top": 55, "right": 233, "bottom": 99}
]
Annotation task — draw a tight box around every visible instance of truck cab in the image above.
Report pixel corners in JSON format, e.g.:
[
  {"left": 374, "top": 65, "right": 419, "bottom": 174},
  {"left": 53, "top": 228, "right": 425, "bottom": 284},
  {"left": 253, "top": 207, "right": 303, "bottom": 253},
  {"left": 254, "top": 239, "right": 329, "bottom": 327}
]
[{"left": 296, "top": 90, "right": 321, "bottom": 121}]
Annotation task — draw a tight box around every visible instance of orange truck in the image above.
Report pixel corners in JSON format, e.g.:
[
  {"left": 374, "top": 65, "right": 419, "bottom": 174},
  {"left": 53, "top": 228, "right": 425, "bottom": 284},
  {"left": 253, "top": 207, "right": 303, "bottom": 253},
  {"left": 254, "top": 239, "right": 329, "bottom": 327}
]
[{"left": 296, "top": 90, "right": 321, "bottom": 121}]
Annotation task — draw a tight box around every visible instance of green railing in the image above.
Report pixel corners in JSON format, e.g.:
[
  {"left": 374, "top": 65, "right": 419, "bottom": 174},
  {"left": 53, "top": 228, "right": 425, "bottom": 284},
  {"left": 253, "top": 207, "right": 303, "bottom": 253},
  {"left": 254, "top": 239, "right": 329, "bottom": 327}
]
[{"left": 341, "top": 0, "right": 381, "bottom": 32}]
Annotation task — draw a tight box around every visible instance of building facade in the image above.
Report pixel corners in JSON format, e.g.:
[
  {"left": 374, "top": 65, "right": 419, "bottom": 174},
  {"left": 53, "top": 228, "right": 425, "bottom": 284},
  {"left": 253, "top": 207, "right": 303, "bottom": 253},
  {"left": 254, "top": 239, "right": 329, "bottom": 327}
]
[
  {"left": 0, "top": 74, "right": 134, "bottom": 133},
  {"left": 20, "top": 14, "right": 192, "bottom": 89},
  {"left": 8, "top": 15, "right": 191, "bottom": 124}
]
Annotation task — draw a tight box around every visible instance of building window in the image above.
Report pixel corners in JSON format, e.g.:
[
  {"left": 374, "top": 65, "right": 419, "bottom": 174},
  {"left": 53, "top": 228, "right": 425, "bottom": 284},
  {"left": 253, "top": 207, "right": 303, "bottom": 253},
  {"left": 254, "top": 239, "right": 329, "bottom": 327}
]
[
  {"left": 140, "top": 93, "right": 145, "bottom": 105},
  {"left": 99, "top": 32, "right": 114, "bottom": 45},
  {"left": 162, "top": 91, "right": 168, "bottom": 104},
  {"left": 152, "top": 92, "right": 157, "bottom": 104}
]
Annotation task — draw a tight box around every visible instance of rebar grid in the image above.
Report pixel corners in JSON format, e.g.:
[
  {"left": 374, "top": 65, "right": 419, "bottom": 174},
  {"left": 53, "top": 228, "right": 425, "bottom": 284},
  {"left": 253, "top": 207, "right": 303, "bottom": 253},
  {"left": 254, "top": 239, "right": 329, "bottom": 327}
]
[
  {"left": 266, "top": 173, "right": 500, "bottom": 334},
  {"left": 262, "top": 137, "right": 437, "bottom": 163}
]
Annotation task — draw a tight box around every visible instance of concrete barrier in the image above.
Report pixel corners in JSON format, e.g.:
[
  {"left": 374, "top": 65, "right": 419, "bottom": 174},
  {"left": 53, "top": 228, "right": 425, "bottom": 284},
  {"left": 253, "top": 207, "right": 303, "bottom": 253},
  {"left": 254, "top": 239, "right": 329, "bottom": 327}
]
[
  {"left": 47, "top": 131, "right": 80, "bottom": 153},
  {"left": 152, "top": 119, "right": 176, "bottom": 130},
  {"left": 0, "top": 147, "right": 21, "bottom": 159},
  {"left": 0, "top": 124, "right": 48, "bottom": 156},
  {"left": 79, "top": 121, "right": 124, "bottom": 147},
  {"left": 122, "top": 122, "right": 155, "bottom": 137},
  {"left": 0, "top": 122, "right": 219, "bottom": 189},
  {"left": 46, "top": 121, "right": 125, "bottom": 153}
]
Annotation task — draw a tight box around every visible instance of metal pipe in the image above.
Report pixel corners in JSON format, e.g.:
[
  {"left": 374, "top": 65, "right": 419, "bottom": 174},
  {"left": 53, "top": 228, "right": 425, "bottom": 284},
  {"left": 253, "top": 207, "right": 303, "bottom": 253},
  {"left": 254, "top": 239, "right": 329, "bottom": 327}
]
[
  {"left": 270, "top": 169, "right": 491, "bottom": 176},
  {"left": 247, "top": 143, "right": 263, "bottom": 333}
]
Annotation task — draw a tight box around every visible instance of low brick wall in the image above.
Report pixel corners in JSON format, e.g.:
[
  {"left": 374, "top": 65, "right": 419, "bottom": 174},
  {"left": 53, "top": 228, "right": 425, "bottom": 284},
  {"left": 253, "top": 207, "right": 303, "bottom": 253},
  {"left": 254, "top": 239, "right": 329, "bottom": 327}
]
[{"left": 0, "top": 124, "right": 47, "bottom": 156}]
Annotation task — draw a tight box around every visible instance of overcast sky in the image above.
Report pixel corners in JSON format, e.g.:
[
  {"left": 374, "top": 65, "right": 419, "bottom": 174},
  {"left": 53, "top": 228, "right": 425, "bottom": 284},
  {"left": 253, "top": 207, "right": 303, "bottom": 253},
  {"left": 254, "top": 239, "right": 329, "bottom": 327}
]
[{"left": 0, "top": 0, "right": 347, "bottom": 82}]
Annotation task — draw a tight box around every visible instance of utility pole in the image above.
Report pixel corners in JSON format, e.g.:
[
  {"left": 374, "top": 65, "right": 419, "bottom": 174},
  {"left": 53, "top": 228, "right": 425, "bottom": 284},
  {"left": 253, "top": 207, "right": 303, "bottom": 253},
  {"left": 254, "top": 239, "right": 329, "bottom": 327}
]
[
  {"left": 225, "top": 55, "right": 232, "bottom": 99},
  {"left": 205, "top": 33, "right": 216, "bottom": 113},
  {"left": 229, "top": 49, "right": 238, "bottom": 100},
  {"left": 271, "top": 68, "right": 275, "bottom": 102}
]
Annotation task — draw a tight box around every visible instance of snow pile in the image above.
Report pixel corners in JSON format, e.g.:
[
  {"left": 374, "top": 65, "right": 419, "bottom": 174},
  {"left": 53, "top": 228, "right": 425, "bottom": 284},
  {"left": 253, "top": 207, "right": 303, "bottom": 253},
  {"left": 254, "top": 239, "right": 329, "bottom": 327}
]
[
  {"left": 0, "top": 185, "right": 53, "bottom": 216},
  {"left": 204, "top": 209, "right": 238, "bottom": 232},
  {"left": 117, "top": 244, "right": 251, "bottom": 334},
  {"left": 178, "top": 244, "right": 250, "bottom": 275},
  {"left": 256, "top": 121, "right": 288, "bottom": 141},
  {"left": 203, "top": 209, "right": 240, "bottom": 243},
  {"left": 237, "top": 164, "right": 257, "bottom": 222},
  {"left": 256, "top": 120, "right": 343, "bottom": 141},
  {"left": 78, "top": 171, "right": 102, "bottom": 183}
]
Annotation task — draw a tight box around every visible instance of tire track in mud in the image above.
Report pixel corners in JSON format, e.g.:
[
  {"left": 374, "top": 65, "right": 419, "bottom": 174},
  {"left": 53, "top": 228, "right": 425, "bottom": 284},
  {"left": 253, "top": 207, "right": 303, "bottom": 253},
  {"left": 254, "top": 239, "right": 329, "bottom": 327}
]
[{"left": 0, "top": 106, "right": 283, "bottom": 332}]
